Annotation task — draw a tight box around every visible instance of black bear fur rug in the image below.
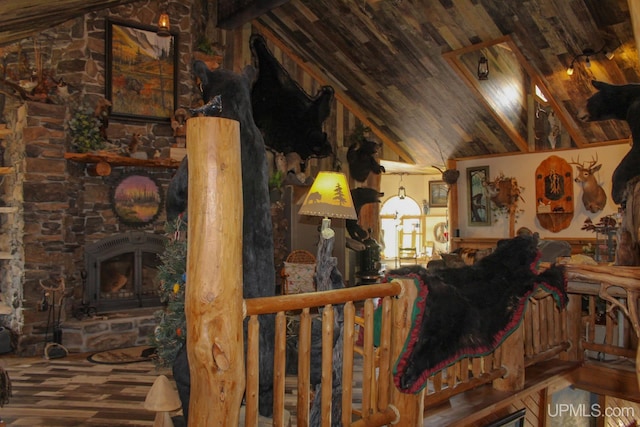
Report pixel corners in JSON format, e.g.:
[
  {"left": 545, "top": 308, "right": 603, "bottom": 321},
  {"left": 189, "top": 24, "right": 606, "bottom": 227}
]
[{"left": 386, "top": 235, "right": 567, "bottom": 394}]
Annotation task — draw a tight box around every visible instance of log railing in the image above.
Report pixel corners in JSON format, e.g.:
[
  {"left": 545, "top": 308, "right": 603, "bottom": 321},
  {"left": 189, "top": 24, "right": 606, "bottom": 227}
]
[
  {"left": 244, "top": 280, "right": 418, "bottom": 427},
  {"left": 421, "top": 289, "right": 572, "bottom": 409},
  {"left": 565, "top": 265, "right": 640, "bottom": 387}
]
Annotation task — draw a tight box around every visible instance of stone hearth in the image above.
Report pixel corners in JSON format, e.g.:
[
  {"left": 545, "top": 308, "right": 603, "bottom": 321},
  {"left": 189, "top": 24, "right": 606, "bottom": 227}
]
[{"left": 59, "top": 308, "right": 158, "bottom": 353}]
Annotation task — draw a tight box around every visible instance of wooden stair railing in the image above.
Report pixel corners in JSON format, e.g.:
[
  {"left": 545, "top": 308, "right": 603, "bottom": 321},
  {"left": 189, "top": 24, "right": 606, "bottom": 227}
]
[
  {"left": 244, "top": 280, "right": 419, "bottom": 426},
  {"left": 566, "top": 265, "right": 640, "bottom": 387}
]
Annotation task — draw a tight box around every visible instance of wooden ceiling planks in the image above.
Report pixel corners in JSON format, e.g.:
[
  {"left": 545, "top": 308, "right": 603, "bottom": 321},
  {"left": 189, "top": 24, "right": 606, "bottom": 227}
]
[
  {"left": 0, "top": 0, "right": 637, "bottom": 170},
  {"left": 255, "top": 0, "right": 640, "bottom": 169}
]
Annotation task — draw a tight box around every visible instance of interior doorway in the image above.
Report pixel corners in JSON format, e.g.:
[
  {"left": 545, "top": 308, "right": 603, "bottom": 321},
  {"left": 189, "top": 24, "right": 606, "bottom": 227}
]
[{"left": 379, "top": 196, "right": 423, "bottom": 263}]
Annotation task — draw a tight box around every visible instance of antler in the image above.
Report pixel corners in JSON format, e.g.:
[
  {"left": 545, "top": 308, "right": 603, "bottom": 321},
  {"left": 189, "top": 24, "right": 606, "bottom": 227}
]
[
  {"left": 568, "top": 155, "right": 583, "bottom": 167},
  {"left": 39, "top": 277, "right": 65, "bottom": 294}
]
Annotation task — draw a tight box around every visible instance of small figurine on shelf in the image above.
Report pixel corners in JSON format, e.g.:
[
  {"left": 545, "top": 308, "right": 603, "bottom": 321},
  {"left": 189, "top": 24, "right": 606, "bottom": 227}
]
[
  {"left": 128, "top": 133, "right": 147, "bottom": 160},
  {"left": 171, "top": 108, "right": 189, "bottom": 148}
]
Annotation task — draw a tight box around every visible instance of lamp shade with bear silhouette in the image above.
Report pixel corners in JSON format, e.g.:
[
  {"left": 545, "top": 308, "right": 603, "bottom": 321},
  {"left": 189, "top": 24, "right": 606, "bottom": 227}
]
[{"left": 298, "top": 171, "right": 357, "bottom": 238}]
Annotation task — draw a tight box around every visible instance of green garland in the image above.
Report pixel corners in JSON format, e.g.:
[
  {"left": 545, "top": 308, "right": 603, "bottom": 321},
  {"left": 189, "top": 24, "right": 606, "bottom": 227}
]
[{"left": 150, "top": 215, "right": 188, "bottom": 367}]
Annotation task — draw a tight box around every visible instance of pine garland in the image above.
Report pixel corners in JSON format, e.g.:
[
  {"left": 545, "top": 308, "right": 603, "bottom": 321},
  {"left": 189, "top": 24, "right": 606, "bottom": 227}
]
[{"left": 150, "top": 214, "right": 187, "bottom": 367}]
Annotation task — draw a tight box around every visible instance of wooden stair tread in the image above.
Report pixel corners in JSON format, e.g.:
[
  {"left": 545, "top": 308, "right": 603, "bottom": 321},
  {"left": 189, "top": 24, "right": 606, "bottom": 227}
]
[
  {"left": 423, "top": 359, "right": 581, "bottom": 426},
  {"left": 0, "top": 206, "right": 17, "bottom": 213},
  {"left": 570, "top": 361, "right": 640, "bottom": 403},
  {"left": 0, "top": 167, "right": 13, "bottom": 175},
  {"left": 0, "top": 252, "right": 12, "bottom": 260}
]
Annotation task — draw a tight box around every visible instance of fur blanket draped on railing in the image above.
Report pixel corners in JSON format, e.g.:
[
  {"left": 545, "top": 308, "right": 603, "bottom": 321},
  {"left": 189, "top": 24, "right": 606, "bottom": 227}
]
[{"left": 387, "top": 235, "right": 567, "bottom": 394}]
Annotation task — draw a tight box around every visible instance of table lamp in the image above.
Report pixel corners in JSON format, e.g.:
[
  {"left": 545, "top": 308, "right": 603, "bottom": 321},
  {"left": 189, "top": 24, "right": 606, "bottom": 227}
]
[{"left": 298, "top": 171, "right": 358, "bottom": 239}]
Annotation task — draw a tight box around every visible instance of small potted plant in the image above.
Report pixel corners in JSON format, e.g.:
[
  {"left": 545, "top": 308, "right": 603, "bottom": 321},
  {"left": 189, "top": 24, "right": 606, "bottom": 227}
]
[
  {"left": 581, "top": 215, "right": 619, "bottom": 263},
  {"left": 68, "top": 107, "right": 105, "bottom": 153},
  {"left": 193, "top": 36, "right": 223, "bottom": 70}
]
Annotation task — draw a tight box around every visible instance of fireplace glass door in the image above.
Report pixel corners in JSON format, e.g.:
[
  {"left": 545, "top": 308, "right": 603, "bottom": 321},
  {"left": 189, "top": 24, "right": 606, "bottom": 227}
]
[{"left": 85, "top": 232, "right": 166, "bottom": 312}]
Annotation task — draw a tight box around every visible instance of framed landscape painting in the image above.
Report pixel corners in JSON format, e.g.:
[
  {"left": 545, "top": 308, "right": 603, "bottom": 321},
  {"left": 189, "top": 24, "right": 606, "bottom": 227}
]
[
  {"left": 111, "top": 173, "right": 163, "bottom": 227},
  {"left": 106, "top": 19, "right": 178, "bottom": 122},
  {"left": 429, "top": 180, "right": 449, "bottom": 207}
]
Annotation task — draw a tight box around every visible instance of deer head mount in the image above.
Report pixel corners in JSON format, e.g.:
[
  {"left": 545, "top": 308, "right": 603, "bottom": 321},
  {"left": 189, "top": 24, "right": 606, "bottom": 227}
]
[{"left": 569, "top": 154, "right": 607, "bottom": 213}]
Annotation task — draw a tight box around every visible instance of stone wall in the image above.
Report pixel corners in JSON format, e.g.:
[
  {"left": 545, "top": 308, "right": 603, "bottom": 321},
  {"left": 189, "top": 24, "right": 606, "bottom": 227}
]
[{"left": 0, "top": 0, "right": 210, "bottom": 356}]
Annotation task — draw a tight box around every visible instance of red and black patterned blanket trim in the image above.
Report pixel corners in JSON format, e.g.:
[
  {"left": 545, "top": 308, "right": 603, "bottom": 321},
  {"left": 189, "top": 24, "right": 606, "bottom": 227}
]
[{"left": 384, "top": 235, "right": 567, "bottom": 394}]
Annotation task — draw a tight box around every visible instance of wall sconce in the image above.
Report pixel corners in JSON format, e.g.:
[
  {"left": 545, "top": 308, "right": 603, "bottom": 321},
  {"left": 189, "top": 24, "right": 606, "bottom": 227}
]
[
  {"left": 477, "top": 55, "right": 489, "bottom": 80},
  {"left": 566, "top": 46, "right": 614, "bottom": 76},
  {"left": 157, "top": 11, "right": 171, "bottom": 37}
]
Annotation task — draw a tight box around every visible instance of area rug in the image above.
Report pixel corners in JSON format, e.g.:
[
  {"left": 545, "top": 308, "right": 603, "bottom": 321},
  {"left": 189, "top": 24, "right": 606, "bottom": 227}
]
[
  {"left": 87, "top": 346, "right": 156, "bottom": 364},
  {"left": 386, "top": 235, "right": 567, "bottom": 394}
]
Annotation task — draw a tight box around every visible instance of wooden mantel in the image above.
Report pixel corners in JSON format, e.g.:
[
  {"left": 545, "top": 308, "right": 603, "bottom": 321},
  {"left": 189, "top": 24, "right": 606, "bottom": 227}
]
[{"left": 64, "top": 151, "right": 181, "bottom": 175}]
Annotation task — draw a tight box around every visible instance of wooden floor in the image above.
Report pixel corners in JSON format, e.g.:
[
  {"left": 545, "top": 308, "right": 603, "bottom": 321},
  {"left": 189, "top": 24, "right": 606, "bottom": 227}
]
[
  {"left": 0, "top": 352, "right": 170, "bottom": 426},
  {"left": 0, "top": 351, "right": 364, "bottom": 426}
]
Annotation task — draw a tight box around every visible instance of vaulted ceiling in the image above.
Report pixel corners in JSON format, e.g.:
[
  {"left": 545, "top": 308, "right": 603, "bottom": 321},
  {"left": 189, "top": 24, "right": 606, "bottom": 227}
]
[{"left": 1, "top": 0, "right": 639, "bottom": 173}]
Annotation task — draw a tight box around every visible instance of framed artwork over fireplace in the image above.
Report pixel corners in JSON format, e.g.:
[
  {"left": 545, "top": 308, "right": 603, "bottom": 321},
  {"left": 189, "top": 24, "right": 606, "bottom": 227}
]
[
  {"left": 112, "top": 173, "right": 163, "bottom": 227},
  {"left": 105, "top": 18, "right": 178, "bottom": 122}
]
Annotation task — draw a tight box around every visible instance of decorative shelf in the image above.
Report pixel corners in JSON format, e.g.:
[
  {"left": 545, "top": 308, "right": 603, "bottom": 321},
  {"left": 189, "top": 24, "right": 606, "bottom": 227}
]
[{"left": 65, "top": 152, "right": 181, "bottom": 169}]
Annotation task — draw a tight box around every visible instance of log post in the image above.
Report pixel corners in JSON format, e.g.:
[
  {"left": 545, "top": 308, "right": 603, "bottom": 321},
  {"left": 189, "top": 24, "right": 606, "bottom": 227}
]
[
  {"left": 388, "top": 278, "right": 424, "bottom": 426},
  {"left": 492, "top": 322, "right": 525, "bottom": 391},
  {"left": 185, "top": 117, "right": 244, "bottom": 426},
  {"left": 447, "top": 159, "right": 458, "bottom": 238}
]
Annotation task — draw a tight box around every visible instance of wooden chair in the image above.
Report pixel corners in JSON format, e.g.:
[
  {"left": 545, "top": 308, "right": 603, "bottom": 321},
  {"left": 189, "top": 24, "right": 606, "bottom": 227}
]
[
  {"left": 396, "top": 247, "right": 418, "bottom": 267},
  {"left": 282, "top": 250, "right": 316, "bottom": 294}
]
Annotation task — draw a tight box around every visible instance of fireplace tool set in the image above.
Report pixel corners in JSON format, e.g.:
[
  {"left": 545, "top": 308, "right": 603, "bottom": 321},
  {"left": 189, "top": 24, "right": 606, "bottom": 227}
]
[
  {"left": 39, "top": 277, "right": 68, "bottom": 359},
  {"left": 71, "top": 269, "right": 97, "bottom": 320}
]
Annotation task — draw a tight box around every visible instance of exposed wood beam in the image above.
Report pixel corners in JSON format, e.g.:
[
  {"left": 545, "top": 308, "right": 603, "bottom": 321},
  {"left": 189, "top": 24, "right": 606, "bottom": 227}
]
[
  {"left": 0, "top": 0, "right": 138, "bottom": 46},
  {"left": 217, "top": 0, "right": 291, "bottom": 30},
  {"left": 252, "top": 21, "right": 415, "bottom": 165}
]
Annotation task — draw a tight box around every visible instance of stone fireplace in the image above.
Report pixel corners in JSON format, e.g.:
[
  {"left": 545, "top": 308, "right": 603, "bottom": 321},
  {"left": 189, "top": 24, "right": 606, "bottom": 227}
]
[{"left": 84, "top": 232, "right": 166, "bottom": 313}]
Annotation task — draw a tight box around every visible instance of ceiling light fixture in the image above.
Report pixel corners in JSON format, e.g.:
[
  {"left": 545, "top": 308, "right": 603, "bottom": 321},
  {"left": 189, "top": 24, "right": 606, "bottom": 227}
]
[
  {"left": 477, "top": 55, "right": 489, "bottom": 80},
  {"left": 566, "top": 46, "right": 614, "bottom": 76},
  {"left": 398, "top": 174, "right": 406, "bottom": 199}
]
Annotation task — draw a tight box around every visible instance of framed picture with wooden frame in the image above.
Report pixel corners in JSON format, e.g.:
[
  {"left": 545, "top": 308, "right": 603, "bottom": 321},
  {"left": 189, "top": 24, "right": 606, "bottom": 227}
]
[
  {"left": 429, "top": 180, "right": 449, "bottom": 207},
  {"left": 105, "top": 18, "right": 178, "bottom": 122},
  {"left": 111, "top": 173, "right": 163, "bottom": 227},
  {"left": 467, "top": 166, "right": 491, "bottom": 226}
]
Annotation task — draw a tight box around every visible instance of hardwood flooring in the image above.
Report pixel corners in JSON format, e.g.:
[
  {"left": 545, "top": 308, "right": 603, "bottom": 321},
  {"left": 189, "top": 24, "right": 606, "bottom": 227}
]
[
  {"left": 0, "top": 352, "right": 169, "bottom": 426},
  {"left": 0, "top": 352, "right": 365, "bottom": 426}
]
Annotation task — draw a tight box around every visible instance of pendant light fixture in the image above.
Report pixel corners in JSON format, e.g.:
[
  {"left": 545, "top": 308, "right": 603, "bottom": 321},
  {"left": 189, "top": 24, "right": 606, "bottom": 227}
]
[{"left": 398, "top": 174, "right": 406, "bottom": 199}]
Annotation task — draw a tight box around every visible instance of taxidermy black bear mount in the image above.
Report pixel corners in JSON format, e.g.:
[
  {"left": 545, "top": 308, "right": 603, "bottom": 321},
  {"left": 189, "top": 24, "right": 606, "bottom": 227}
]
[
  {"left": 166, "top": 61, "right": 277, "bottom": 419},
  {"left": 347, "top": 137, "right": 386, "bottom": 183},
  {"left": 347, "top": 187, "right": 383, "bottom": 242},
  {"left": 250, "top": 34, "right": 335, "bottom": 160},
  {"left": 579, "top": 80, "right": 640, "bottom": 206}
]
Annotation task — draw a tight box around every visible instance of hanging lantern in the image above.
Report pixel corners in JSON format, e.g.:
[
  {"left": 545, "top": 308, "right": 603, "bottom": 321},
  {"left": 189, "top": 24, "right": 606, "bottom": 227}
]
[
  {"left": 477, "top": 55, "right": 489, "bottom": 80},
  {"left": 157, "top": 12, "right": 171, "bottom": 37}
]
